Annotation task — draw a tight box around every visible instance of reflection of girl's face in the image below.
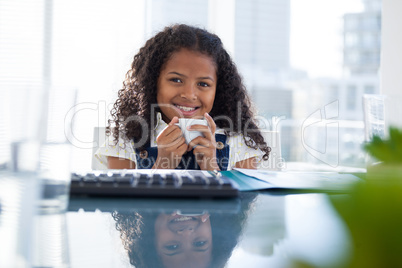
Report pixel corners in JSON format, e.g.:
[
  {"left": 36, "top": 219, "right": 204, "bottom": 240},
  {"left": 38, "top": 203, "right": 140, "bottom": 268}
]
[{"left": 154, "top": 212, "right": 212, "bottom": 268}]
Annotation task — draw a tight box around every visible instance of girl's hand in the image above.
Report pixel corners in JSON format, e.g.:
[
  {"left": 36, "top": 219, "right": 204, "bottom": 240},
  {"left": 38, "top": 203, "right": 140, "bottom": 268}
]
[
  {"left": 153, "top": 117, "right": 188, "bottom": 169},
  {"left": 187, "top": 113, "right": 220, "bottom": 171}
]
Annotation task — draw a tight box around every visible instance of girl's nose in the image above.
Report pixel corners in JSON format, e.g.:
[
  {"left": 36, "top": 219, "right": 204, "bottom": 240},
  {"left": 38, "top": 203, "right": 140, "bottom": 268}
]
[{"left": 180, "top": 84, "right": 197, "bottom": 100}]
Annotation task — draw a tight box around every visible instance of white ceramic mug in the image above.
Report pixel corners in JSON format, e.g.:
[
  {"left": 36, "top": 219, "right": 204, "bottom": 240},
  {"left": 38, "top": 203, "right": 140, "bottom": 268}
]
[{"left": 175, "top": 118, "right": 208, "bottom": 144}]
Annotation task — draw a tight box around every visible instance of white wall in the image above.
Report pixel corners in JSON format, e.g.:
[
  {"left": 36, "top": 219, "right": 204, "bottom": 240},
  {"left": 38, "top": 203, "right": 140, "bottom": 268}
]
[{"left": 381, "top": 0, "right": 402, "bottom": 128}]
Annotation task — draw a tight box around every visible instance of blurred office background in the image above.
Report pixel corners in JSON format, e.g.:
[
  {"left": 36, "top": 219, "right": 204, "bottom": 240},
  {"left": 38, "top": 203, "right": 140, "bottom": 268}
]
[{"left": 0, "top": 0, "right": 382, "bottom": 170}]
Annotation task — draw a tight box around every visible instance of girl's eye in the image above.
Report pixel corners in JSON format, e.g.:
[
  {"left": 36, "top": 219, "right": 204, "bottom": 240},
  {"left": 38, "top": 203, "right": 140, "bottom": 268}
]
[
  {"left": 170, "top": 78, "right": 182, "bottom": 83},
  {"left": 198, "top": 82, "right": 209, "bottom": 87},
  {"left": 193, "top": 240, "right": 207, "bottom": 247},
  {"left": 165, "top": 244, "right": 179, "bottom": 251}
]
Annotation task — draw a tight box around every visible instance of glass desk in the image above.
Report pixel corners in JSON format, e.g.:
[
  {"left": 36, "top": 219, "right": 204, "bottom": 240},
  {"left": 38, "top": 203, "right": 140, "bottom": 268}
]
[
  {"left": 75, "top": 193, "right": 350, "bottom": 268},
  {"left": 7, "top": 167, "right": 402, "bottom": 268},
  {"left": 1, "top": 178, "right": 353, "bottom": 268}
]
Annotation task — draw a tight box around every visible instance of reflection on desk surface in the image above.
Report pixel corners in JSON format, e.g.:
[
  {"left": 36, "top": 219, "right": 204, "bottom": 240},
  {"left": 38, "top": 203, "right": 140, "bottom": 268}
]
[
  {"left": 4, "top": 172, "right": 402, "bottom": 267},
  {"left": 0, "top": 174, "right": 348, "bottom": 268},
  {"left": 70, "top": 193, "right": 258, "bottom": 268},
  {"left": 2, "top": 180, "right": 352, "bottom": 268},
  {"left": 64, "top": 193, "right": 350, "bottom": 268}
]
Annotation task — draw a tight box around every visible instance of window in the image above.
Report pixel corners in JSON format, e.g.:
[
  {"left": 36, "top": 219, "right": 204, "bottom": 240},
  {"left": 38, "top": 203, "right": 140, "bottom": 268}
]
[
  {"left": 1, "top": 0, "right": 382, "bottom": 170},
  {"left": 345, "top": 16, "right": 358, "bottom": 31},
  {"left": 363, "top": 16, "right": 377, "bottom": 29},
  {"left": 346, "top": 51, "right": 360, "bottom": 64},
  {"left": 329, "top": 85, "right": 339, "bottom": 101},
  {"left": 362, "top": 33, "right": 375, "bottom": 48},
  {"left": 347, "top": 85, "right": 357, "bottom": 110},
  {"left": 364, "top": 85, "right": 375, "bottom": 94},
  {"left": 345, "top": 33, "right": 359, "bottom": 47},
  {"left": 0, "top": 0, "right": 46, "bottom": 164}
]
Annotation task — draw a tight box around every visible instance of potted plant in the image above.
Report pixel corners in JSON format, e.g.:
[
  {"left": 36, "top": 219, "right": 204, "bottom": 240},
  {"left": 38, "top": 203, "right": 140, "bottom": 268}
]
[{"left": 364, "top": 126, "right": 402, "bottom": 180}]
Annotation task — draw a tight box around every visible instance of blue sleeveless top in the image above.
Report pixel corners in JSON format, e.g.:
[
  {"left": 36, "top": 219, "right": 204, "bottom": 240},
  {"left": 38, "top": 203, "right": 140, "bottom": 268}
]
[{"left": 134, "top": 134, "right": 230, "bottom": 171}]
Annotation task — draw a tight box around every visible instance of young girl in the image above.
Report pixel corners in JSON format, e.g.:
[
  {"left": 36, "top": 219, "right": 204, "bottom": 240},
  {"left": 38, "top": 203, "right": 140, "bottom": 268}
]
[{"left": 95, "top": 24, "right": 270, "bottom": 171}]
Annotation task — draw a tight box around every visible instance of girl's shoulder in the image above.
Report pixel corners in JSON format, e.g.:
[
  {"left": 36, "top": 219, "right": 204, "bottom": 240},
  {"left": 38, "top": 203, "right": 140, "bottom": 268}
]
[
  {"left": 102, "top": 129, "right": 135, "bottom": 153},
  {"left": 94, "top": 130, "right": 136, "bottom": 169},
  {"left": 226, "top": 133, "right": 247, "bottom": 146},
  {"left": 224, "top": 131, "right": 265, "bottom": 168},
  {"left": 217, "top": 130, "right": 250, "bottom": 149},
  {"left": 225, "top": 132, "right": 262, "bottom": 153},
  {"left": 107, "top": 129, "right": 132, "bottom": 144}
]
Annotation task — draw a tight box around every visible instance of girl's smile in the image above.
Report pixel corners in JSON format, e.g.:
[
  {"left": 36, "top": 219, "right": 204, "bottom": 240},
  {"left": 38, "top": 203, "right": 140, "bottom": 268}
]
[{"left": 157, "top": 48, "right": 217, "bottom": 122}]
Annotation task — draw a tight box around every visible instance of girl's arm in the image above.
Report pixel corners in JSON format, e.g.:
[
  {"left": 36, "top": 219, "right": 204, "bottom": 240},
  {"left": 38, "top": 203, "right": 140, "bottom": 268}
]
[
  {"left": 235, "top": 157, "right": 258, "bottom": 169},
  {"left": 107, "top": 156, "right": 136, "bottom": 169}
]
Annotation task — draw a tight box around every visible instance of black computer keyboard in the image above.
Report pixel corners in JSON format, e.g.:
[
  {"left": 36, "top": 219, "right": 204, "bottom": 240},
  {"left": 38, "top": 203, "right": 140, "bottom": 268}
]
[{"left": 70, "top": 170, "right": 239, "bottom": 198}]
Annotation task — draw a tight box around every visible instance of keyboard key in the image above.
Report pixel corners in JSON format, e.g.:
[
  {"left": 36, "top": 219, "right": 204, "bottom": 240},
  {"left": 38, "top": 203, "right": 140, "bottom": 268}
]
[
  {"left": 99, "top": 176, "right": 115, "bottom": 185},
  {"left": 151, "top": 174, "right": 162, "bottom": 186},
  {"left": 137, "top": 174, "right": 150, "bottom": 185},
  {"left": 83, "top": 175, "right": 98, "bottom": 184},
  {"left": 207, "top": 177, "right": 220, "bottom": 185},
  {"left": 116, "top": 176, "right": 133, "bottom": 185},
  {"left": 164, "top": 174, "right": 175, "bottom": 186}
]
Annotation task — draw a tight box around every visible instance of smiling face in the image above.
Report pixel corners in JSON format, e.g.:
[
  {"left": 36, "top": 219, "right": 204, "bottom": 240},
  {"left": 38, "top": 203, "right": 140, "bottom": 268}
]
[
  {"left": 156, "top": 48, "right": 217, "bottom": 122},
  {"left": 154, "top": 212, "right": 212, "bottom": 268}
]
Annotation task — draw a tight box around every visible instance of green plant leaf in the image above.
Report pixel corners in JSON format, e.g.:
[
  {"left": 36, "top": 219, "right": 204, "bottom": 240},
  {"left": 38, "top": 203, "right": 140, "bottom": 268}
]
[{"left": 364, "top": 126, "right": 402, "bottom": 164}]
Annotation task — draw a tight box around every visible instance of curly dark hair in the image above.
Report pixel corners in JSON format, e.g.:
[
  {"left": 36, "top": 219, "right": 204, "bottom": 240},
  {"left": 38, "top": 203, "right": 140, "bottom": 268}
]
[{"left": 108, "top": 24, "right": 270, "bottom": 160}]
